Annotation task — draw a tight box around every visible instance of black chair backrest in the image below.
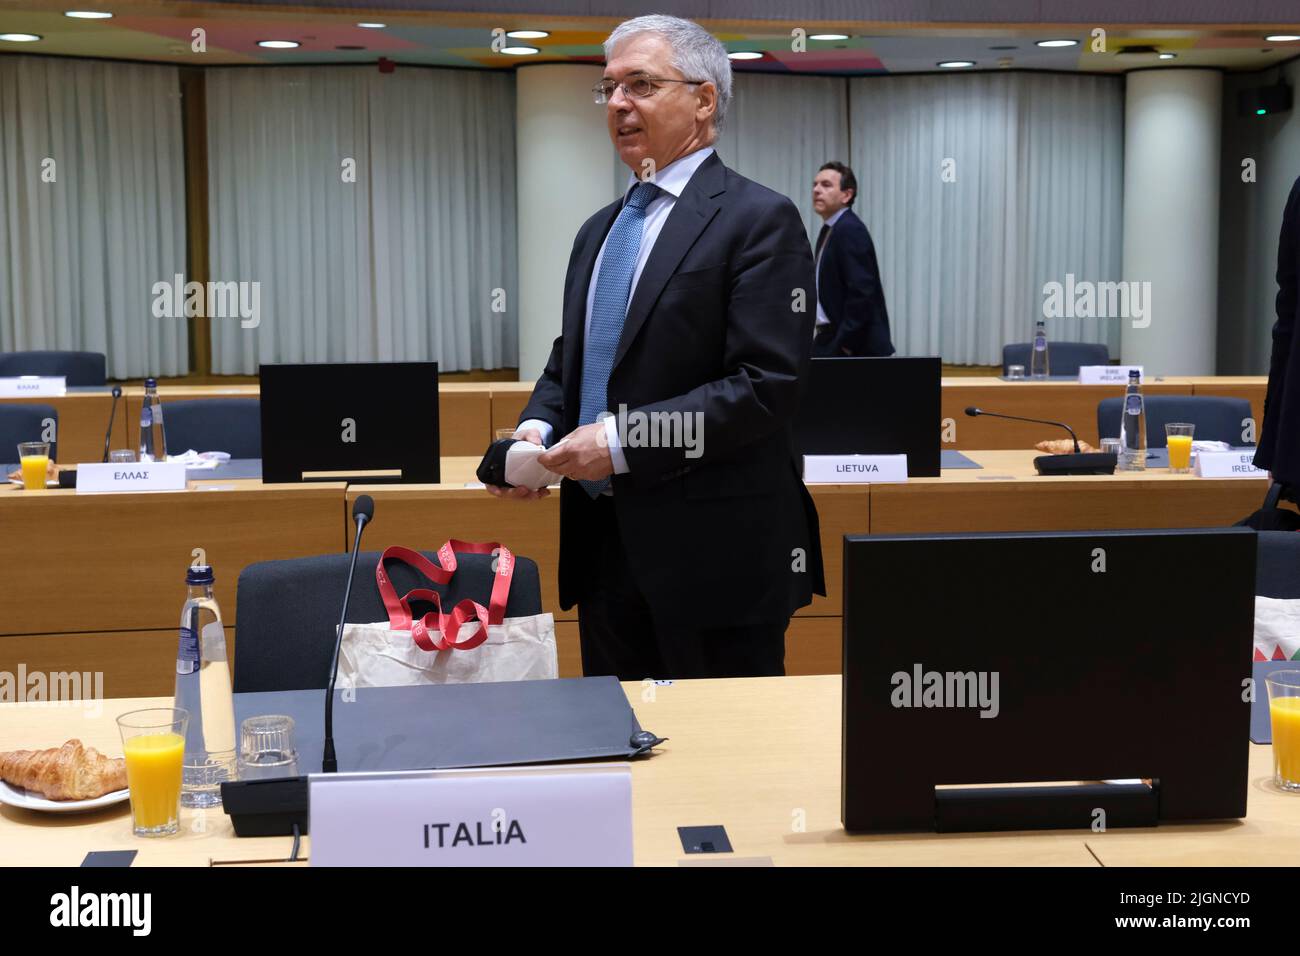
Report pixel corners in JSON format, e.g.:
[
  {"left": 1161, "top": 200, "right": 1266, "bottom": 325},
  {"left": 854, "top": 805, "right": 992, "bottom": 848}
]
[
  {"left": 0, "top": 350, "right": 106, "bottom": 387},
  {"left": 163, "top": 398, "right": 261, "bottom": 458},
  {"left": 0, "top": 404, "right": 58, "bottom": 463},
  {"left": 1002, "top": 341, "right": 1110, "bottom": 376},
  {"left": 233, "top": 549, "right": 543, "bottom": 692},
  {"left": 1257, "top": 531, "right": 1300, "bottom": 600},
  {"left": 1096, "top": 395, "right": 1254, "bottom": 448}
]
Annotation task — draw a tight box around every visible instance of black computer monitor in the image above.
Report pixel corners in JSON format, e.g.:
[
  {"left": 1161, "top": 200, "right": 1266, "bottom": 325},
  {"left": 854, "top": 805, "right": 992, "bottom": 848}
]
[
  {"left": 842, "top": 527, "right": 1256, "bottom": 832},
  {"left": 794, "top": 356, "right": 941, "bottom": 477},
  {"left": 260, "top": 362, "right": 440, "bottom": 484}
]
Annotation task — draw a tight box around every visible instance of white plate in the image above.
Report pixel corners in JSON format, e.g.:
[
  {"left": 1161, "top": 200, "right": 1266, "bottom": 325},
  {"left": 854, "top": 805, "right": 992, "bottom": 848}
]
[{"left": 0, "top": 779, "right": 129, "bottom": 813}]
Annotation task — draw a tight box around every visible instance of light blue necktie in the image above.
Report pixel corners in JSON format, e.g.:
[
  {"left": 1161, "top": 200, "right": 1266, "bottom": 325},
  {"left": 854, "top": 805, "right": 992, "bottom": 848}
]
[{"left": 577, "top": 180, "right": 659, "bottom": 497}]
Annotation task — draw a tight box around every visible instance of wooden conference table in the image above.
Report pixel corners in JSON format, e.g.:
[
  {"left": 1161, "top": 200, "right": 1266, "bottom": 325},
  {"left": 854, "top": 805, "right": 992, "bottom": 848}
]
[
  {"left": 488, "top": 376, "right": 1270, "bottom": 451},
  {"left": 0, "top": 450, "right": 1272, "bottom": 698},
  {"left": 0, "top": 676, "right": 1291, "bottom": 867},
  {"left": 1, "top": 376, "right": 1266, "bottom": 465}
]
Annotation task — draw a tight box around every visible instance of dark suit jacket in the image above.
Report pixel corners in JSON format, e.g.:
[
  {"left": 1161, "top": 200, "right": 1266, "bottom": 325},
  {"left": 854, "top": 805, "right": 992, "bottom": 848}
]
[
  {"left": 1256, "top": 175, "right": 1300, "bottom": 486},
  {"left": 519, "top": 151, "right": 826, "bottom": 630},
  {"left": 815, "top": 208, "right": 895, "bottom": 357}
]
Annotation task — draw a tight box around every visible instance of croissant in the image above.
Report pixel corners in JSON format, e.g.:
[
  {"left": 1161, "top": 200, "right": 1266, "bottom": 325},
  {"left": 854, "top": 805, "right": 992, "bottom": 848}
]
[
  {"left": 1035, "top": 438, "right": 1097, "bottom": 455},
  {"left": 0, "top": 739, "right": 127, "bottom": 800}
]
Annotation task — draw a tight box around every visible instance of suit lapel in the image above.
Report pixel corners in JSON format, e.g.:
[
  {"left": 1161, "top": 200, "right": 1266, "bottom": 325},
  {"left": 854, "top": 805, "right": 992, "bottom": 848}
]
[
  {"left": 613, "top": 151, "right": 726, "bottom": 370},
  {"left": 820, "top": 208, "right": 856, "bottom": 283}
]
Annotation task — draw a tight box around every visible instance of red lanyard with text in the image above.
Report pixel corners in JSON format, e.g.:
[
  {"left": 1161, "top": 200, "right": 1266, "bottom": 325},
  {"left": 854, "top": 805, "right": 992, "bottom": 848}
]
[{"left": 375, "top": 541, "right": 513, "bottom": 651}]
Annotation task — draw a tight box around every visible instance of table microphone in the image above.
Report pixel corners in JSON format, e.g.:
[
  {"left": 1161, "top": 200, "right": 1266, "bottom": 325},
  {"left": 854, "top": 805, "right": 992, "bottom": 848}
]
[
  {"left": 100, "top": 385, "right": 123, "bottom": 462},
  {"left": 322, "top": 494, "right": 374, "bottom": 773},
  {"left": 964, "top": 406, "right": 1115, "bottom": 476},
  {"left": 964, "top": 406, "right": 1081, "bottom": 452}
]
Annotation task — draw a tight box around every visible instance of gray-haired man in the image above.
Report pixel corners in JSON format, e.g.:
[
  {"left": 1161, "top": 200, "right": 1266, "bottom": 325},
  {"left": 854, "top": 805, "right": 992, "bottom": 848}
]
[{"left": 490, "top": 15, "right": 825, "bottom": 679}]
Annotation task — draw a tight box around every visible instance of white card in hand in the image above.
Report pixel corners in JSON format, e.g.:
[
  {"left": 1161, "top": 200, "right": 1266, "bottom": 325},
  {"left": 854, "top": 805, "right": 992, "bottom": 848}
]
[{"left": 505, "top": 440, "right": 561, "bottom": 490}]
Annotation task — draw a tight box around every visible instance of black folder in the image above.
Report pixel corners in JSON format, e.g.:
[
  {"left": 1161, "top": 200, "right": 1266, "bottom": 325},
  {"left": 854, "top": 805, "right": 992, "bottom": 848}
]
[{"left": 234, "top": 676, "right": 656, "bottom": 772}]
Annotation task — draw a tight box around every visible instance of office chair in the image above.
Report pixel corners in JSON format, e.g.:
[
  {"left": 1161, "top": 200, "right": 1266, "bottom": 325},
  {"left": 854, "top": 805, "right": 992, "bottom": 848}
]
[
  {"left": 233, "top": 550, "right": 543, "bottom": 692},
  {"left": 0, "top": 350, "right": 107, "bottom": 387},
  {"left": 1002, "top": 341, "right": 1110, "bottom": 376},
  {"left": 0, "top": 404, "right": 58, "bottom": 464},
  {"left": 1097, "top": 395, "right": 1254, "bottom": 448},
  {"left": 163, "top": 398, "right": 261, "bottom": 458}
]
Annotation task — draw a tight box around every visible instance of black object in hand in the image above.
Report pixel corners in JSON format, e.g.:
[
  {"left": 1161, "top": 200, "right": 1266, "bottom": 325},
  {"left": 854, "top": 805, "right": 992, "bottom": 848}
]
[{"left": 476, "top": 438, "right": 519, "bottom": 487}]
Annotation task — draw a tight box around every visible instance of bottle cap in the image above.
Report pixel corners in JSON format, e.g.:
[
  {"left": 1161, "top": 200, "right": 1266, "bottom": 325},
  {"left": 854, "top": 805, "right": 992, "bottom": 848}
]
[
  {"left": 144, "top": 377, "right": 157, "bottom": 388},
  {"left": 1128, "top": 369, "right": 1140, "bottom": 379},
  {"left": 187, "top": 564, "right": 215, "bottom": 585}
]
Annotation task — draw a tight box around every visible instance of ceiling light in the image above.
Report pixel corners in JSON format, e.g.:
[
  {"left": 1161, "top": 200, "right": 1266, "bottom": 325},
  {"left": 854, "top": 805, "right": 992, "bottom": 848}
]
[
  {"left": 1264, "top": 34, "right": 1299, "bottom": 42},
  {"left": 938, "top": 60, "right": 976, "bottom": 68},
  {"left": 257, "top": 40, "right": 300, "bottom": 49},
  {"left": 1036, "top": 39, "right": 1079, "bottom": 48},
  {"left": 499, "top": 46, "right": 539, "bottom": 55},
  {"left": 357, "top": 23, "right": 386, "bottom": 29},
  {"left": 1158, "top": 52, "right": 1176, "bottom": 60},
  {"left": 506, "top": 30, "right": 549, "bottom": 39},
  {"left": 0, "top": 33, "right": 41, "bottom": 41},
  {"left": 64, "top": 10, "right": 113, "bottom": 18},
  {"left": 728, "top": 51, "right": 763, "bottom": 60},
  {"left": 809, "top": 34, "right": 848, "bottom": 41}
]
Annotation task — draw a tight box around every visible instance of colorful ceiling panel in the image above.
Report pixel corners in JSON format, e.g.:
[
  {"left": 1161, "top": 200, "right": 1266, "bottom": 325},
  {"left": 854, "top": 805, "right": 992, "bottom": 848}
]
[{"left": 0, "top": 3, "right": 1296, "bottom": 73}]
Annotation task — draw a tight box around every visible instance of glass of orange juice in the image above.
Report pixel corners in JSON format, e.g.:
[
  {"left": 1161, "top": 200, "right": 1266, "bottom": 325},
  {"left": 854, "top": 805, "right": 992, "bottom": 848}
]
[
  {"left": 1266, "top": 671, "right": 1300, "bottom": 792},
  {"left": 17, "top": 441, "right": 50, "bottom": 490},
  {"left": 1164, "top": 423, "right": 1195, "bottom": 473},
  {"left": 117, "top": 708, "right": 189, "bottom": 836}
]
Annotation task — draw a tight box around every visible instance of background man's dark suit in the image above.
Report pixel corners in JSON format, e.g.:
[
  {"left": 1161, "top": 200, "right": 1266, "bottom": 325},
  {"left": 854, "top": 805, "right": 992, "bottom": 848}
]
[
  {"left": 519, "top": 151, "right": 825, "bottom": 678},
  {"left": 1256, "top": 175, "right": 1300, "bottom": 491},
  {"left": 813, "top": 208, "right": 895, "bottom": 358}
]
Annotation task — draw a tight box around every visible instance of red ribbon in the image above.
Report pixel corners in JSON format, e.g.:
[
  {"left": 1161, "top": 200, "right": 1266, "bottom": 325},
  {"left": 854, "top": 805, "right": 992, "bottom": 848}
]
[{"left": 374, "top": 541, "right": 514, "bottom": 652}]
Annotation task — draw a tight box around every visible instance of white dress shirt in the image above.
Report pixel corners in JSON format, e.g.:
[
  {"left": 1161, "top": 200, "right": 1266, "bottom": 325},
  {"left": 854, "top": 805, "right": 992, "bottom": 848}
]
[
  {"left": 814, "top": 205, "right": 848, "bottom": 331},
  {"left": 518, "top": 146, "right": 716, "bottom": 479}
]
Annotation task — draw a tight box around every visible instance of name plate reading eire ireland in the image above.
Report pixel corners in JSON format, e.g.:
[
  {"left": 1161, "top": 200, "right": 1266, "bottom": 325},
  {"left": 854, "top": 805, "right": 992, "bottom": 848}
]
[
  {"left": 1077, "top": 365, "right": 1143, "bottom": 385},
  {"left": 309, "top": 764, "right": 634, "bottom": 867},
  {"left": 803, "top": 455, "right": 908, "bottom": 484},
  {"left": 0, "top": 376, "right": 66, "bottom": 397},
  {"left": 75, "top": 462, "right": 187, "bottom": 493},
  {"left": 1194, "top": 451, "right": 1267, "bottom": 479}
]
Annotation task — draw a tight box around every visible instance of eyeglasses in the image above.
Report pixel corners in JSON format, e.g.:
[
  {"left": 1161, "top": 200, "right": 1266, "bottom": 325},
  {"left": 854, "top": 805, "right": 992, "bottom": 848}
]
[{"left": 593, "top": 75, "right": 706, "bottom": 105}]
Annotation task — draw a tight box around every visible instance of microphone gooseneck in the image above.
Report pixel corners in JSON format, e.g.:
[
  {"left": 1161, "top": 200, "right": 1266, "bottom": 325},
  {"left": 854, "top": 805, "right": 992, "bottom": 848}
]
[
  {"left": 322, "top": 494, "right": 375, "bottom": 773},
  {"left": 101, "top": 385, "right": 123, "bottom": 463},
  {"left": 964, "top": 407, "right": 1081, "bottom": 453}
]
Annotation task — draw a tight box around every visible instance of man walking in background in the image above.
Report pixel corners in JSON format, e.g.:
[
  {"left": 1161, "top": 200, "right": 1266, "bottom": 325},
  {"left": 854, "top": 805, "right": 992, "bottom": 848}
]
[{"left": 811, "top": 161, "right": 895, "bottom": 357}]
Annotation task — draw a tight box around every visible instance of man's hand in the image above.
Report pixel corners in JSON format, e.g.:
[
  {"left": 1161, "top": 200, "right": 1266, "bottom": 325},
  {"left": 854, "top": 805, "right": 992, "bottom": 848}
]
[
  {"left": 539, "top": 422, "right": 613, "bottom": 481},
  {"left": 484, "top": 427, "right": 550, "bottom": 500}
]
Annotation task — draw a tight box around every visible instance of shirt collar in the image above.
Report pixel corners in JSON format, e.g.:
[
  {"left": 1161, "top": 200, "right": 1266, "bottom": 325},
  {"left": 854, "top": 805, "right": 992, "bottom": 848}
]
[
  {"left": 824, "top": 206, "right": 849, "bottom": 228},
  {"left": 623, "top": 146, "right": 715, "bottom": 203}
]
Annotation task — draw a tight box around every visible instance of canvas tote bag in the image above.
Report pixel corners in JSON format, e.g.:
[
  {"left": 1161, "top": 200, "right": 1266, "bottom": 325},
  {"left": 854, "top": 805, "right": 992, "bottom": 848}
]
[{"left": 338, "top": 541, "right": 557, "bottom": 688}]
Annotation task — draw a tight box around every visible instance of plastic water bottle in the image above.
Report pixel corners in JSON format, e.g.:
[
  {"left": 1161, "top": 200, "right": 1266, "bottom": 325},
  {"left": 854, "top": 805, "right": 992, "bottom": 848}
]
[
  {"left": 1030, "top": 320, "right": 1051, "bottom": 379},
  {"left": 1118, "top": 369, "right": 1147, "bottom": 471},
  {"left": 139, "top": 378, "right": 167, "bottom": 462},
  {"left": 175, "top": 565, "right": 237, "bottom": 808}
]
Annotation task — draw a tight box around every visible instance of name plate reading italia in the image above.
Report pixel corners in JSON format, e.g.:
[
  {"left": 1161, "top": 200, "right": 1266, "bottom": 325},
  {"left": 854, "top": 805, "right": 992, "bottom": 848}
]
[
  {"left": 803, "top": 454, "right": 908, "bottom": 483},
  {"left": 309, "top": 764, "right": 634, "bottom": 867},
  {"left": 0, "top": 376, "right": 66, "bottom": 397},
  {"left": 75, "top": 462, "right": 187, "bottom": 493},
  {"left": 1077, "top": 365, "right": 1143, "bottom": 385},
  {"left": 1195, "top": 451, "right": 1267, "bottom": 479}
]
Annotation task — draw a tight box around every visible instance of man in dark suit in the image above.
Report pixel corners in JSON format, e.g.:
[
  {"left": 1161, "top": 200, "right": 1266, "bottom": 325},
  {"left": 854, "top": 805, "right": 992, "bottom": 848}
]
[
  {"left": 811, "top": 161, "right": 895, "bottom": 358},
  {"left": 1255, "top": 174, "right": 1300, "bottom": 498},
  {"left": 486, "top": 15, "right": 824, "bottom": 680}
]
